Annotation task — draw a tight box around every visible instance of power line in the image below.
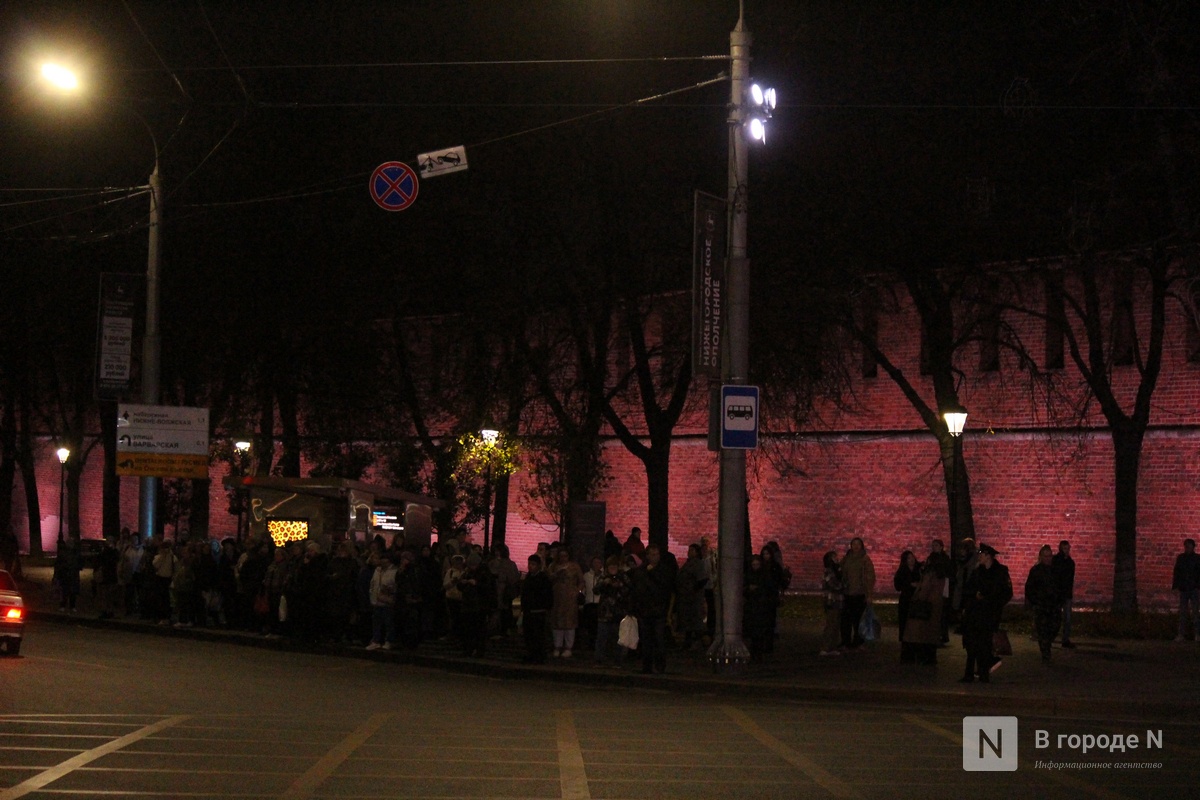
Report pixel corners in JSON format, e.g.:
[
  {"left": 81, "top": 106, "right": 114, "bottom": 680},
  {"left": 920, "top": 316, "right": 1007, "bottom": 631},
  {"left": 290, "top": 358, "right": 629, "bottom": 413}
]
[{"left": 121, "top": 55, "right": 729, "bottom": 73}]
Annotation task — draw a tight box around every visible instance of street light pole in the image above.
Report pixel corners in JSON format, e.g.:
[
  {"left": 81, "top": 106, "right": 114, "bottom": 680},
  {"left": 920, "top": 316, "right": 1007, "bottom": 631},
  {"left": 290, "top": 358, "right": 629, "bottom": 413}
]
[
  {"left": 138, "top": 161, "right": 162, "bottom": 540},
  {"left": 480, "top": 428, "right": 499, "bottom": 553},
  {"left": 709, "top": 3, "right": 753, "bottom": 670},
  {"left": 56, "top": 447, "right": 70, "bottom": 546}
]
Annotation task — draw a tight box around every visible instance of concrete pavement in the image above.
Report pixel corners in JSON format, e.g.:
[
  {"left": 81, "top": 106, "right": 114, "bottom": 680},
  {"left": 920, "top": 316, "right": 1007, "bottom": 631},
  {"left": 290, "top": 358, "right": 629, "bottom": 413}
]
[{"left": 14, "top": 564, "right": 1200, "bottom": 722}]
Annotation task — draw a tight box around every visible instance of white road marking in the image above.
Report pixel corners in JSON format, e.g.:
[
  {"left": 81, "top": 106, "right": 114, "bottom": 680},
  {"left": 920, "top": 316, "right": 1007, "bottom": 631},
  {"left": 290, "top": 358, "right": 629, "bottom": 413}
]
[
  {"left": 722, "top": 705, "right": 863, "bottom": 799},
  {"left": 0, "top": 714, "right": 188, "bottom": 800},
  {"left": 280, "top": 712, "right": 389, "bottom": 799},
  {"left": 555, "top": 709, "right": 591, "bottom": 800}
]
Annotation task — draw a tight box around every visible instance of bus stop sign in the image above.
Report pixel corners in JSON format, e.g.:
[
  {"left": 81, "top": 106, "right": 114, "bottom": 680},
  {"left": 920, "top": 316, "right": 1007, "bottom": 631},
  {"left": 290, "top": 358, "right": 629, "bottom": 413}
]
[{"left": 721, "top": 385, "right": 759, "bottom": 449}]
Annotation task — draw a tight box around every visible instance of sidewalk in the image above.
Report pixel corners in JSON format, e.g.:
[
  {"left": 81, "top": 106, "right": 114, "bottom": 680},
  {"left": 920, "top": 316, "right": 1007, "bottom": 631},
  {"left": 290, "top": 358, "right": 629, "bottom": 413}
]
[{"left": 16, "top": 564, "right": 1200, "bottom": 721}]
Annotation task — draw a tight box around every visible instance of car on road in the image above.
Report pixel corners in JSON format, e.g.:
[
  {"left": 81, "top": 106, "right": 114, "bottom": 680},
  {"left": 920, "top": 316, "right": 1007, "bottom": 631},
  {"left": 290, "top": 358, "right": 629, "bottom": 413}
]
[{"left": 0, "top": 569, "right": 24, "bottom": 656}]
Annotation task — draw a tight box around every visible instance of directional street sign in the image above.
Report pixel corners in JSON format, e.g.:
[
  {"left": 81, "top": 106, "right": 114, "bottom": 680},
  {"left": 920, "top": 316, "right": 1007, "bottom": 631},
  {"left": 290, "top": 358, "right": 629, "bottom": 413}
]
[
  {"left": 116, "top": 404, "right": 209, "bottom": 479},
  {"left": 720, "top": 385, "right": 759, "bottom": 450},
  {"left": 369, "top": 161, "right": 419, "bottom": 211},
  {"left": 417, "top": 146, "right": 468, "bottom": 178}
]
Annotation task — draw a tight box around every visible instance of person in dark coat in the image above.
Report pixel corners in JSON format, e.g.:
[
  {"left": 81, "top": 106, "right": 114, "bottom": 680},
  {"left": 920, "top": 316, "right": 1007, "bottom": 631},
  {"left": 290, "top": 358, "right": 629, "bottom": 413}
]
[
  {"left": 893, "top": 550, "right": 921, "bottom": 657},
  {"left": 603, "top": 530, "right": 623, "bottom": 562},
  {"left": 457, "top": 553, "right": 495, "bottom": 657},
  {"left": 520, "top": 555, "right": 553, "bottom": 664},
  {"left": 1051, "top": 540, "right": 1076, "bottom": 648},
  {"left": 743, "top": 555, "right": 774, "bottom": 659},
  {"left": 924, "top": 539, "right": 953, "bottom": 644},
  {"left": 293, "top": 541, "right": 329, "bottom": 642},
  {"left": 902, "top": 562, "right": 946, "bottom": 665},
  {"left": 630, "top": 544, "right": 674, "bottom": 674},
  {"left": 675, "top": 544, "right": 708, "bottom": 650},
  {"left": 1173, "top": 538, "right": 1200, "bottom": 642},
  {"left": 325, "top": 541, "right": 359, "bottom": 642},
  {"left": 1024, "top": 545, "right": 1061, "bottom": 662},
  {"left": 959, "top": 543, "right": 1013, "bottom": 683},
  {"left": 53, "top": 539, "right": 82, "bottom": 612}
]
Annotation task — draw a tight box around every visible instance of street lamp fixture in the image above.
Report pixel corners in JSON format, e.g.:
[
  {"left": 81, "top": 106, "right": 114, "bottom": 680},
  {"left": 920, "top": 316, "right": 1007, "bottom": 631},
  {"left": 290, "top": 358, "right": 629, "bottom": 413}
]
[
  {"left": 943, "top": 405, "right": 968, "bottom": 437},
  {"left": 41, "top": 63, "right": 79, "bottom": 92},
  {"left": 480, "top": 428, "right": 499, "bottom": 445},
  {"left": 745, "top": 81, "right": 776, "bottom": 143},
  {"left": 56, "top": 447, "right": 71, "bottom": 465},
  {"left": 232, "top": 440, "right": 252, "bottom": 541}
]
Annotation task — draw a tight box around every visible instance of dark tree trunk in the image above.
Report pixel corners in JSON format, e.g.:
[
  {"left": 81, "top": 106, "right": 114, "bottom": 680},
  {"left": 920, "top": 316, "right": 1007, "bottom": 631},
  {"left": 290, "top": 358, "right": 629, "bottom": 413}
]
[
  {"left": 1111, "top": 424, "right": 1143, "bottom": 614},
  {"left": 255, "top": 387, "right": 274, "bottom": 477},
  {"left": 17, "top": 394, "right": 41, "bottom": 557},
  {"left": 277, "top": 386, "right": 301, "bottom": 478},
  {"left": 0, "top": 398, "right": 15, "bottom": 547},
  {"left": 644, "top": 441, "right": 671, "bottom": 553},
  {"left": 99, "top": 400, "right": 121, "bottom": 539},
  {"left": 66, "top": 463, "right": 81, "bottom": 542},
  {"left": 939, "top": 433, "right": 976, "bottom": 549},
  {"left": 491, "top": 472, "right": 510, "bottom": 548}
]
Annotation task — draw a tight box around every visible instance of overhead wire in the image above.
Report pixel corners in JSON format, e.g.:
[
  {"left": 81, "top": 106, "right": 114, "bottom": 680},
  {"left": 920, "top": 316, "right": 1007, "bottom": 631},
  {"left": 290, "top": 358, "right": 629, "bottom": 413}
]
[
  {"left": 182, "top": 72, "right": 728, "bottom": 210},
  {"left": 121, "top": 55, "right": 729, "bottom": 72}
]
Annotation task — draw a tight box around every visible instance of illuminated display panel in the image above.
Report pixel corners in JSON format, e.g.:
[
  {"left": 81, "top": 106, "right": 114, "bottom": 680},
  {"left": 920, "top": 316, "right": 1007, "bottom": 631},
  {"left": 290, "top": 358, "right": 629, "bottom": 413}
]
[{"left": 267, "top": 519, "right": 309, "bottom": 546}]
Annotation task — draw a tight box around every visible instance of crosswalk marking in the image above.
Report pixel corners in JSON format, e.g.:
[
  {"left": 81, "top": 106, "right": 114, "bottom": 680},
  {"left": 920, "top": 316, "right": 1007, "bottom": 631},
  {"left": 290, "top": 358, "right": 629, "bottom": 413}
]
[
  {"left": 280, "top": 712, "right": 389, "bottom": 799},
  {"left": 721, "top": 706, "right": 863, "bottom": 799},
  {"left": 0, "top": 715, "right": 188, "bottom": 800},
  {"left": 556, "top": 709, "right": 591, "bottom": 800}
]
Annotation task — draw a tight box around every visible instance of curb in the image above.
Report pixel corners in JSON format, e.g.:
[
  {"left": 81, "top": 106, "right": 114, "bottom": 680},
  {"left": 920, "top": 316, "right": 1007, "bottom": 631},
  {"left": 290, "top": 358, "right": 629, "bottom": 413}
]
[{"left": 27, "top": 611, "right": 1196, "bottom": 721}]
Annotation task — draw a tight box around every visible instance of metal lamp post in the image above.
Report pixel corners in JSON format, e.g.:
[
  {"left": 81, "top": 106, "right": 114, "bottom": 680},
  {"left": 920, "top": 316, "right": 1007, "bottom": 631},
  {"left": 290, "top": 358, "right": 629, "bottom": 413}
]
[
  {"left": 56, "top": 447, "right": 70, "bottom": 545},
  {"left": 480, "top": 428, "right": 499, "bottom": 553},
  {"left": 39, "top": 62, "right": 162, "bottom": 541},
  {"left": 709, "top": 2, "right": 775, "bottom": 671},
  {"left": 234, "top": 440, "right": 252, "bottom": 541},
  {"left": 942, "top": 404, "right": 968, "bottom": 541}
]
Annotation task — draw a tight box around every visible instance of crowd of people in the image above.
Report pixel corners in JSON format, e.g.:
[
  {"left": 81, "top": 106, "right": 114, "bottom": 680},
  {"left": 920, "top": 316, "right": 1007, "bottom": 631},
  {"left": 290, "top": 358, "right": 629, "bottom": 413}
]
[
  {"left": 819, "top": 536, "right": 1082, "bottom": 683},
  {"left": 59, "top": 524, "right": 1200, "bottom": 676},
  {"left": 55, "top": 525, "right": 792, "bottom": 672}
]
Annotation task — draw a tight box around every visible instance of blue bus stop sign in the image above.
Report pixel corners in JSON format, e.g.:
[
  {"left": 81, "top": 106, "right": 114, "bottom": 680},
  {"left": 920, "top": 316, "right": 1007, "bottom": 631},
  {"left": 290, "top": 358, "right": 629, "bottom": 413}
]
[
  {"left": 370, "top": 161, "right": 419, "bottom": 211},
  {"left": 721, "top": 385, "right": 759, "bottom": 449}
]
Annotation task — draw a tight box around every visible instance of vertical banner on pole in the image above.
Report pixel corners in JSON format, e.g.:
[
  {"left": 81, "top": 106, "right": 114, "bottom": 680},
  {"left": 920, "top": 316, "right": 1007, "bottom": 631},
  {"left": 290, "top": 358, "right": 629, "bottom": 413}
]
[
  {"left": 692, "top": 191, "right": 728, "bottom": 378},
  {"left": 95, "top": 273, "right": 139, "bottom": 399}
]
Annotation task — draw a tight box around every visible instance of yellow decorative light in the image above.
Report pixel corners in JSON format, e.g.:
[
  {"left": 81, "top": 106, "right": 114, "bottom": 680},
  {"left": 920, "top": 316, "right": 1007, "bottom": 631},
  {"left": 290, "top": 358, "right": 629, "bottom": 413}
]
[{"left": 267, "top": 519, "right": 309, "bottom": 546}]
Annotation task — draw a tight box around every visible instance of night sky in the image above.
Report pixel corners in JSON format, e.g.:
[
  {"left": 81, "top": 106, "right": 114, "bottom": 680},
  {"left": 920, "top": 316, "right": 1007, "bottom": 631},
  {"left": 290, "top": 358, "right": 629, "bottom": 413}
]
[{"left": 1, "top": 2, "right": 1196, "bottom": 379}]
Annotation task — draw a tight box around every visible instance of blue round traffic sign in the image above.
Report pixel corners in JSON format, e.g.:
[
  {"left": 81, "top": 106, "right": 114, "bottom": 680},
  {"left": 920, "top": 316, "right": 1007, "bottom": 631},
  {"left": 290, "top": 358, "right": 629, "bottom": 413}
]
[{"left": 369, "top": 161, "right": 419, "bottom": 211}]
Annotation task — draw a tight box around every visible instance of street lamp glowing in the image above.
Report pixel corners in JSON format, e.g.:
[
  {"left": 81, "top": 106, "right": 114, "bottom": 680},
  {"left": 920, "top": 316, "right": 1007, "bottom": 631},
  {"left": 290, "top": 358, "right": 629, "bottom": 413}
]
[
  {"left": 744, "top": 81, "right": 776, "bottom": 145},
  {"left": 480, "top": 428, "right": 499, "bottom": 445},
  {"left": 748, "top": 118, "right": 766, "bottom": 142},
  {"left": 56, "top": 447, "right": 70, "bottom": 464},
  {"left": 943, "top": 407, "right": 968, "bottom": 437},
  {"left": 41, "top": 63, "right": 79, "bottom": 92},
  {"left": 234, "top": 440, "right": 252, "bottom": 452}
]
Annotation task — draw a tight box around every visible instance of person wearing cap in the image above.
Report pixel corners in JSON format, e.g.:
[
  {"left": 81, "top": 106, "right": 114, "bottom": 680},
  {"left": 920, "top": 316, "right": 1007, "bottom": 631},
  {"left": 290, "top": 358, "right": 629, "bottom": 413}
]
[{"left": 959, "top": 543, "right": 1012, "bottom": 683}]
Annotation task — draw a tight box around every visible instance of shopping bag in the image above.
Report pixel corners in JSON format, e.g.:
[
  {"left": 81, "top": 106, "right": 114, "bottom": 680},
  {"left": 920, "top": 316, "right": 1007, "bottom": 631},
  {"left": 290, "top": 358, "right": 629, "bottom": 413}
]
[
  {"left": 992, "top": 629, "right": 1013, "bottom": 656},
  {"left": 618, "top": 614, "right": 639, "bottom": 649},
  {"left": 858, "top": 604, "right": 881, "bottom": 643},
  {"left": 278, "top": 594, "right": 288, "bottom": 623}
]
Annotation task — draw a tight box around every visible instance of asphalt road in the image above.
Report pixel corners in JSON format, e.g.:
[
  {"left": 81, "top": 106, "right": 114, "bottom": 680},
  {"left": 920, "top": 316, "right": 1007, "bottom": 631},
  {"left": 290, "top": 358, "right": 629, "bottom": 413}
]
[{"left": 0, "top": 622, "right": 1197, "bottom": 799}]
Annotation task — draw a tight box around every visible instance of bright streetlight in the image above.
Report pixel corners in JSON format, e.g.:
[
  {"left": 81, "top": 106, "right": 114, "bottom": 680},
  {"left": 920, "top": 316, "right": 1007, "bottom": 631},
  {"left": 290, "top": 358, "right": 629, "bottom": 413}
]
[
  {"left": 41, "top": 63, "right": 79, "bottom": 92},
  {"left": 941, "top": 403, "right": 968, "bottom": 541}
]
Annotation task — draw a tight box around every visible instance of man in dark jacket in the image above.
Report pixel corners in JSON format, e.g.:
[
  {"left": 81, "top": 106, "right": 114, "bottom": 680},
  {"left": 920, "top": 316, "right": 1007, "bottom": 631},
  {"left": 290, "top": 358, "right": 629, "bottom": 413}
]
[
  {"left": 1024, "top": 545, "right": 1060, "bottom": 662},
  {"left": 520, "top": 555, "right": 553, "bottom": 664},
  {"left": 959, "top": 543, "right": 1013, "bottom": 684},
  {"left": 1173, "top": 539, "right": 1200, "bottom": 642},
  {"left": 631, "top": 544, "right": 674, "bottom": 674},
  {"left": 1051, "top": 540, "right": 1076, "bottom": 648}
]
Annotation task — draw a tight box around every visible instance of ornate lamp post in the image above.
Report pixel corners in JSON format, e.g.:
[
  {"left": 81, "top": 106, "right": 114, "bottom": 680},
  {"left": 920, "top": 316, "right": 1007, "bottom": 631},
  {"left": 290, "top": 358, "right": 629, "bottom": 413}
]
[
  {"left": 56, "top": 447, "right": 70, "bottom": 545},
  {"left": 942, "top": 403, "right": 968, "bottom": 541},
  {"left": 480, "top": 428, "right": 499, "bottom": 553},
  {"left": 233, "top": 440, "right": 252, "bottom": 541}
]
